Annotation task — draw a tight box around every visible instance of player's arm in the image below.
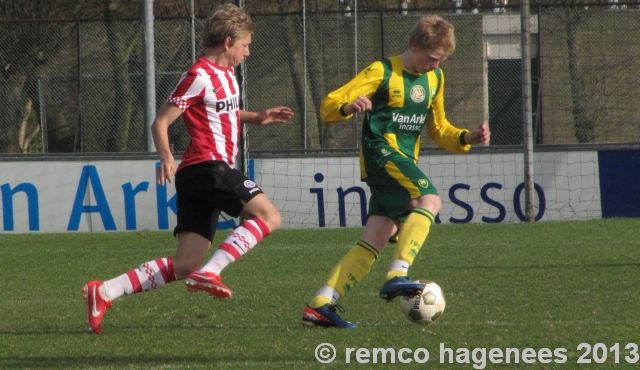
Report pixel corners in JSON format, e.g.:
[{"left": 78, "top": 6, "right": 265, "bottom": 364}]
[
  {"left": 426, "top": 71, "right": 472, "bottom": 154},
  {"left": 239, "top": 107, "right": 294, "bottom": 125},
  {"left": 152, "top": 71, "right": 210, "bottom": 185},
  {"left": 320, "top": 61, "right": 384, "bottom": 123},
  {"left": 151, "top": 102, "right": 183, "bottom": 185}
]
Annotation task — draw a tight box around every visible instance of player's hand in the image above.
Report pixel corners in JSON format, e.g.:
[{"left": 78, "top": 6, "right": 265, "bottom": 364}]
[
  {"left": 157, "top": 156, "right": 176, "bottom": 185},
  {"left": 345, "top": 96, "right": 372, "bottom": 115},
  {"left": 465, "top": 121, "right": 491, "bottom": 145},
  {"left": 257, "top": 106, "right": 294, "bottom": 125}
]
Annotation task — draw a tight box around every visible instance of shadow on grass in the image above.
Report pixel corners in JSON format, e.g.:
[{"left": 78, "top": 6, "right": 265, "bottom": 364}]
[
  {"left": 440, "top": 262, "right": 640, "bottom": 270},
  {"left": 0, "top": 355, "right": 310, "bottom": 369}
]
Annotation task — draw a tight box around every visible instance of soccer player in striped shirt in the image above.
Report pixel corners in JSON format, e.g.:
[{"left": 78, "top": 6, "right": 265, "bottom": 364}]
[
  {"left": 302, "top": 15, "right": 490, "bottom": 328},
  {"left": 83, "top": 4, "right": 294, "bottom": 334}
]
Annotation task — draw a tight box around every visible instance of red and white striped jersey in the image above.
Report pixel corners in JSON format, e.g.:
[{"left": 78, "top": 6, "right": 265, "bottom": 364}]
[{"left": 167, "top": 57, "right": 241, "bottom": 171}]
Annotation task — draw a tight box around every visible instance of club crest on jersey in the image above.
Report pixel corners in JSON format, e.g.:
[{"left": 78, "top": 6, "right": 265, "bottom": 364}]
[
  {"left": 410, "top": 85, "right": 426, "bottom": 103},
  {"left": 244, "top": 180, "right": 256, "bottom": 188},
  {"left": 418, "top": 179, "right": 429, "bottom": 188}
]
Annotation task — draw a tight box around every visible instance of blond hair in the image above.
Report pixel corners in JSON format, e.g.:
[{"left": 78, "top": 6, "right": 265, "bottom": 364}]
[
  {"left": 407, "top": 15, "right": 456, "bottom": 55},
  {"left": 202, "top": 4, "right": 253, "bottom": 48}
]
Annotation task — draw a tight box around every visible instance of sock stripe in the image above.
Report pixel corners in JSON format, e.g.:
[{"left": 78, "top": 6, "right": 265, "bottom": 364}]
[
  {"left": 413, "top": 208, "right": 435, "bottom": 223},
  {"left": 251, "top": 217, "right": 271, "bottom": 238},
  {"left": 155, "top": 258, "right": 167, "bottom": 282},
  {"left": 355, "top": 239, "right": 379, "bottom": 259},
  {"left": 126, "top": 270, "right": 142, "bottom": 293},
  {"left": 201, "top": 218, "right": 269, "bottom": 275},
  {"left": 219, "top": 242, "right": 241, "bottom": 260},
  {"left": 166, "top": 257, "right": 176, "bottom": 282},
  {"left": 155, "top": 257, "right": 177, "bottom": 284},
  {"left": 243, "top": 220, "right": 263, "bottom": 240}
]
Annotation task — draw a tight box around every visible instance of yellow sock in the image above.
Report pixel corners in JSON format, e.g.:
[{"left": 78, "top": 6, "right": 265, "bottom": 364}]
[
  {"left": 309, "top": 241, "right": 379, "bottom": 308},
  {"left": 385, "top": 208, "right": 434, "bottom": 280}
]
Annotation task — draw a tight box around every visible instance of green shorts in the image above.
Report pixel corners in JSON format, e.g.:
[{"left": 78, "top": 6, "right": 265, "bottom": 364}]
[{"left": 365, "top": 153, "right": 438, "bottom": 221}]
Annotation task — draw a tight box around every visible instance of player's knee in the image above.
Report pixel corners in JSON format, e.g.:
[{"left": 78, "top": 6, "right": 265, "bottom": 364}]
[
  {"left": 255, "top": 205, "right": 282, "bottom": 232},
  {"left": 410, "top": 194, "right": 442, "bottom": 214},
  {"left": 429, "top": 197, "right": 442, "bottom": 215},
  {"left": 247, "top": 211, "right": 281, "bottom": 233},
  {"left": 242, "top": 195, "right": 281, "bottom": 231},
  {"left": 264, "top": 210, "right": 282, "bottom": 232}
]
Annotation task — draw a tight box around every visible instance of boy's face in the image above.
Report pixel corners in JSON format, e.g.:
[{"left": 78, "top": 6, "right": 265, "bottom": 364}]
[
  {"left": 227, "top": 33, "right": 252, "bottom": 67},
  {"left": 412, "top": 47, "right": 448, "bottom": 73}
]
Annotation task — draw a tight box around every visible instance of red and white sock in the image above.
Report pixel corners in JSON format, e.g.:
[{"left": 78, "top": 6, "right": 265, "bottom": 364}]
[
  {"left": 101, "top": 257, "right": 176, "bottom": 301},
  {"left": 200, "top": 218, "right": 270, "bottom": 275}
]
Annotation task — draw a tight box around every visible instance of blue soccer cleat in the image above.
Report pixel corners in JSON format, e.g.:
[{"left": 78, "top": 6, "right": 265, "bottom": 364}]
[
  {"left": 379, "top": 276, "right": 424, "bottom": 302},
  {"left": 302, "top": 304, "right": 358, "bottom": 329}
]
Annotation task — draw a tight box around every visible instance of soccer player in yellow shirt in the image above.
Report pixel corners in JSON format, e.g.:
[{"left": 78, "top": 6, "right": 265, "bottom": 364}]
[{"left": 302, "top": 15, "right": 490, "bottom": 328}]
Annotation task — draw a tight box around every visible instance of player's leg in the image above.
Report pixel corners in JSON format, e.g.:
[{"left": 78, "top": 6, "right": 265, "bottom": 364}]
[
  {"left": 83, "top": 236, "right": 209, "bottom": 335},
  {"left": 376, "top": 157, "right": 439, "bottom": 301},
  {"left": 82, "top": 163, "right": 213, "bottom": 334},
  {"left": 97, "top": 232, "right": 209, "bottom": 300},
  {"left": 182, "top": 231, "right": 240, "bottom": 299},
  {"left": 309, "top": 217, "right": 390, "bottom": 307},
  {"left": 303, "top": 241, "right": 379, "bottom": 329},
  {"left": 302, "top": 215, "right": 394, "bottom": 328},
  {"left": 239, "top": 192, "right": 282, "bottom": 232},
  {"left": 151, "top": 161, "right": 240, "bottom": 299},
  {"left": 188, "top": 195, "right": 275, "bottom": 298},
  {"left": 380, "top": 195, "right": 440, "bottom": 301},
  {"left": 203, "top": 193, "right": 279, "bottom": 273},
  {"left": 388, "top": 195, "right": 441, "bottom": 279},
  {"left": 188, "top": 168, "right": 278, "bottom": 297}
]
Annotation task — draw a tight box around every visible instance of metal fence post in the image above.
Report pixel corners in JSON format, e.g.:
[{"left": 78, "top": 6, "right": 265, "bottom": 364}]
[
  {"left": 143, "top": 0, "right": 156, "bottom": 153},
  {"left": 521, "top": 0, "right": 535, "bottom": 221}
]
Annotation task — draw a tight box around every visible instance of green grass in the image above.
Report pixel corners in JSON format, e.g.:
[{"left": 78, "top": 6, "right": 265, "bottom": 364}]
[{"left": 1, "top": 219, "right": 640, "bottom": 369}]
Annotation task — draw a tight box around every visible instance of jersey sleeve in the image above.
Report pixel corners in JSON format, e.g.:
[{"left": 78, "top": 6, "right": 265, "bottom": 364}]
[
  {"left": 426, "top": 71, "right": 471, "bottom": 154},
  {"left": 167, "top": 70, "right": 206, "bottom": 112},
  {"left": 320, "top": 61, "right": 385, "bottom": 123}
]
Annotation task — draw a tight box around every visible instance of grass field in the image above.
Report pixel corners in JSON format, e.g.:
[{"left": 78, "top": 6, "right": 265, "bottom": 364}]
[{"left": 1, "top": 219, "right": 639, "bottom": 369}]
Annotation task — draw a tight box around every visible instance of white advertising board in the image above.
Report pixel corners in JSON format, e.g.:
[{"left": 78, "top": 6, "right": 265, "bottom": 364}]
[
  {"left": 256, "top": 152, "right": 601, "bottom": 229},
  {"left": 0, "top": 151, "right": 601, "bottom": 233}
]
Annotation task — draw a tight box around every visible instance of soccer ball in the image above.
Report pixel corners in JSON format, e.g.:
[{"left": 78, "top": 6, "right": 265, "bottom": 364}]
[{"left": 400, "top": 280, "right": 446, "bottom": 324}]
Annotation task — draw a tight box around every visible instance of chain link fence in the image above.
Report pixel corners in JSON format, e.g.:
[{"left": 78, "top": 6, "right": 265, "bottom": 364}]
[{"left": 1, "top": 3, "right": 639, "bottom": 154}]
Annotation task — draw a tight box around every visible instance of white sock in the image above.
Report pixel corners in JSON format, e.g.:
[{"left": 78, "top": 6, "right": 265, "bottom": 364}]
[
  {"left": 388, "top": 259, "right": 410, "bottom": 276},
  {"left": 315, "top": 286, "right": 341, "bottom": 305},
  {"left": 199, "top": 218, "right": 270, "bottom": 274},
  {"left": 201, "top": 249, "right": 235, "bottom": 275},
  {"left": 101, "top": 257, "right": 176, "bottom": 301}
]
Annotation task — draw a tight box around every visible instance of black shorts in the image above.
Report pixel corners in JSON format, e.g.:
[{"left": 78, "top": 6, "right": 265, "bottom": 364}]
[{"left": 174, "top": 161, "right": 264, "bottom": 241}]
